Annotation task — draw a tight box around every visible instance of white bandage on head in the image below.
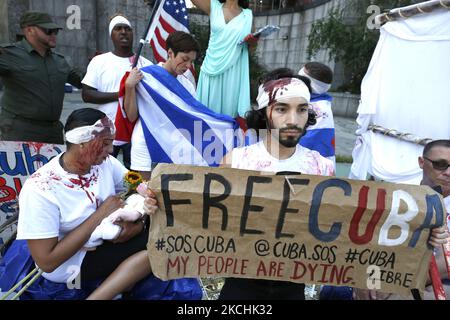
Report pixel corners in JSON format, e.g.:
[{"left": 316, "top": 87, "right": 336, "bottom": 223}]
[
  {"left": 109, "top": 15, "right": 132, "bottom": 36},
  {"left": 65, "top": 117, "right": 116, "bottom": 144},
  {"left": 255, "top": 77, "right": 311, "bottom": 110},
  {"left": 298, "top": 67, "right": 331, "bottom": 95}
]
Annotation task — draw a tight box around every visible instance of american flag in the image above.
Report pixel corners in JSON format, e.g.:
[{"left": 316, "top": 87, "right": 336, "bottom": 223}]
[{"left": 146, "top": 0, "right": 190, "bottom": 63}]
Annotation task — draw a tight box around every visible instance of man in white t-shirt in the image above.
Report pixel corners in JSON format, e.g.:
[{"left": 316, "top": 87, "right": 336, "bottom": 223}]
[
  {"left": 219, "top": 69, "right": 334, "bottom": 300},
  {"left": 123, "top": 31, "right": 199, "bottom": 180},
  {"left": 81, "top": 14, "right": 152, "bottom": 169}
]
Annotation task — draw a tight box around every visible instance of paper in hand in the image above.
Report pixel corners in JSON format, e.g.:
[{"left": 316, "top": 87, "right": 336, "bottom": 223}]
[{"left": 238, "top": 25, "right": 280, "bottom": 45}]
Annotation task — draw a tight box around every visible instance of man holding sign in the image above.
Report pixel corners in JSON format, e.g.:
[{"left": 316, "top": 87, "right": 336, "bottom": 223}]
[
  {"left": 85, "top": 68, "right": 334, "bottom": 300},
  {"left": 353, "top": 140, "right": 450, "bottom": 300},
  {"left": 219, "top": 69, "right": 334, "bottom": 299},
  {"left": 81, "top": 70, "right": 448, "bottom": 301},
  {"left": 420, "top": 140, "right": 450, "bottom": 299}
]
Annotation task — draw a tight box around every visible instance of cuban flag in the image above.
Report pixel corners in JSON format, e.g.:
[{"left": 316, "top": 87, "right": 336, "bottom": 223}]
[
  {"left": 300, "top": 93, "right": 336, "bottom": 165},
  {"left": 117, "top": 65, "right": 240, "bottom": 166}
]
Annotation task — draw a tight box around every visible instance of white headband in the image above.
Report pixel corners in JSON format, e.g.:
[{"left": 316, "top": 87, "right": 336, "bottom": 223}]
[
  {"left": 298, "top": 67, "right": 331, "bottom": 95},
  {"left": 65, "top": 117, "right": 116, "bottom": 144},
  {"left": 109, "top": 16, "right": 132, "bottom": 36},
  {"left": 256, "top": 77, "right": 311, "bottom": 110}
]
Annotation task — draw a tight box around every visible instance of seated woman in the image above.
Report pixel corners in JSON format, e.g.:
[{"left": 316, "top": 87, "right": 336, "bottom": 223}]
[{"left": 12, "top": 108, "right": 200, "bottom": 299}]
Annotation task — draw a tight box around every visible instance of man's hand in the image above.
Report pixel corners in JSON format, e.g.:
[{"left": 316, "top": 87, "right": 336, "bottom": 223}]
[
  {"left": 429, "top": 226, "right": 449, "bottom": 248},
  {"left": 143, "top": 189, "right": 159, "bottom": 215},
  {"left": 112, "top": 220, "right": 143, "bottom": 243}
]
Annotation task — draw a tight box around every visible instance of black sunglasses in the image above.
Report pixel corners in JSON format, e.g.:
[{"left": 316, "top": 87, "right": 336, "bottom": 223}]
[
  {"left": 37, "top": 26, "right": 59, "bottom": 35},
  {"left": 423, "top": 156, "right": 450, "bottom": 171}
]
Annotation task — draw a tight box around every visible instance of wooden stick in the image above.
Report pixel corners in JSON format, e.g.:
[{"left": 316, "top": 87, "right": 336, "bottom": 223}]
[
  {"left": 368, "top": 124, "right": 432, "bottom": 146},
  {"left": 375, "top": 0, "right": 450, "bottom": 25}
]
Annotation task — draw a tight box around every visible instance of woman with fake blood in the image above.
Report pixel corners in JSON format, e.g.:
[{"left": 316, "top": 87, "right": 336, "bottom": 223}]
[
  {"left": 12, "top": 108, "right": 199, "bottom": 299},
  {"left": 124, "top": 31, "right": 200, "bottom": 181}
]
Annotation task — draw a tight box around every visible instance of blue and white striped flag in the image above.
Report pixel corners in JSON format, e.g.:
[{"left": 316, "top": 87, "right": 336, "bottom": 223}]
[
  {"left": 300, "top": 93, "right": 336, "bottom": 165},
  {"left": 135, "top": 65, "right": 240, "bottom": 166}
]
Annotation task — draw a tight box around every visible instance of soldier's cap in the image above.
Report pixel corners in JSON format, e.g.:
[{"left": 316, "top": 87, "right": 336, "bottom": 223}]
[{"left": 19, "top": 11, "right": 62, "bottom": 30}]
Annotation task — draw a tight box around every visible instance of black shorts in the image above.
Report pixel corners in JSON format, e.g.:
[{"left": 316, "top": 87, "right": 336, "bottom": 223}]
[{"left": 80, "top": 229, "right": 148, "bottom": 281}]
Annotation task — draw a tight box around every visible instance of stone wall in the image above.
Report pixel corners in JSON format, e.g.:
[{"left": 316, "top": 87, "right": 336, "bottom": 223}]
[
  {"left": 190, "top": 0, "right": 348, "bottom": 91},
  {"left": 2, "top": 0, "right": 360, "bottom": 117},
  {"left": 0, "top": 0, "right": 9, "bottom": 44},
  {"left": 329, "top": 92, "right": 360, "bottom": 118},
  {"left": 5, "top": 0, "right": 154, "bottom": 70}
]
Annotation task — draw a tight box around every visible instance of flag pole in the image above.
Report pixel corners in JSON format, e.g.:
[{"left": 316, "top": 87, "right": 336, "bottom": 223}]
[
  {"left": 133, "top": 0, "right": 163, "bottom": 68},
  {"left": 375, "top": 0, "right": 450, "bottom": 26}
]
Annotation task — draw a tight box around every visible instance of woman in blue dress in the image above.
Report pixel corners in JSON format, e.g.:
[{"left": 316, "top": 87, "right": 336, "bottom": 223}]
[{"left": 193, "top": 0, "right": 253, "bottom": 118}]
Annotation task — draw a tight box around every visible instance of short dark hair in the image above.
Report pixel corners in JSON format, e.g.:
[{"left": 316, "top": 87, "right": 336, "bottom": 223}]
[
  {"left": 304, "top": 62, "right": 333, "bottom": 84},
  {"left": 64, "top": 108, "right": 106, "bottom": 149},
  {"left": 246, "top": 68, "right": 316, "bottom": 132},
  {"left": 166, "top": 31, "right": 200, "bottom": 56},
  {"left": 423, "top": 139, "right": 450, "bottom": 157},
  {"left": 218, "top": 0, "right": 249, "bottom": 9}
]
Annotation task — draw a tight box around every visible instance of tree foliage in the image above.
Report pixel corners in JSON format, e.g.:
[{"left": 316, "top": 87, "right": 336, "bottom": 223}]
[{"left": 307, "top": 0, "right": 417, "bottom": 93}]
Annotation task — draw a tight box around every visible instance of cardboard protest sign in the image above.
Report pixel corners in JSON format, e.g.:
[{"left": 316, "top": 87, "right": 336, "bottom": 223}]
[
  {"left": 0, "top": 141, "right": 64, "bottom": 250},
  {"left": 148, "top": 164, "right": 446, "bottom": 295}
]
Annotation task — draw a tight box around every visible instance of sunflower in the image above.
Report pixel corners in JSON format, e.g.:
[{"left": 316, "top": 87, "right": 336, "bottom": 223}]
[{"left": 122, "top": 171, "right": 143, "bottom": 198}]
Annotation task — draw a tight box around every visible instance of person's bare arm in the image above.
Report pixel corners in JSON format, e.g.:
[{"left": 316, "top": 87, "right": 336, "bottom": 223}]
[
  {"left": 27, "top": 196, "right": 123, "bottom": 273},
  {"left": 436, "top": 246, "right": 450, "bottom": 280},
  {"left": 191, "top": 0, "right": 211, "bottom": 15},
  {"left": 123, "top": 68, "right": 144, "bottom": 122},
  {"left": 82, "top": 84, "right": 119, "bottom": 104}
]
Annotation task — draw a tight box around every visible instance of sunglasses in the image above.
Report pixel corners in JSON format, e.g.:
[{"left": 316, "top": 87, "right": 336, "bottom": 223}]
[
  {"left": 423, "top": 156, "right": 450, "bottom": 171},
  {"left": 37, "top": 26, "right": 59, "bottom": 35}
]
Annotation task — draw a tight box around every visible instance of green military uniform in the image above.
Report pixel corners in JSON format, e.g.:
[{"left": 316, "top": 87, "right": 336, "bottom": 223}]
[{"left": 0, "top": 39, "right": 82, "bottom": 144}]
